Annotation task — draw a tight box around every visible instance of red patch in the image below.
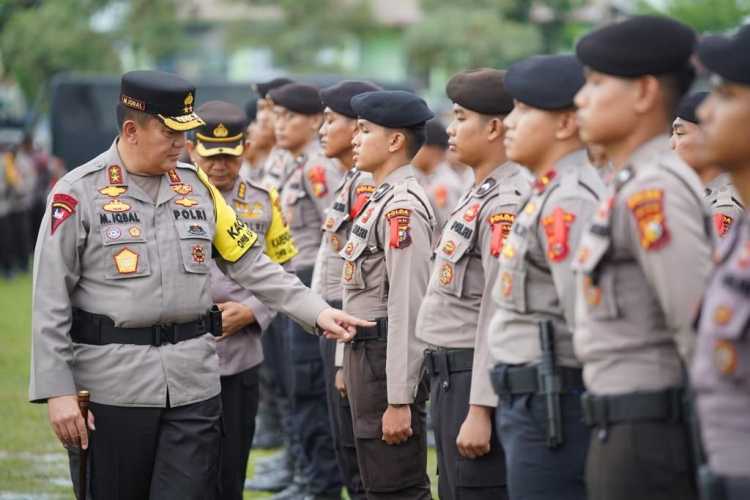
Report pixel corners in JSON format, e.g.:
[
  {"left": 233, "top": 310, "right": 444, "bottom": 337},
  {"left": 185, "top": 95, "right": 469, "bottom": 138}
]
[
  {"left": 488, "top": 212, "right": 515, "bottom": 257},
  {"left": 350, "top": 192, "right": 372, "bottom": 219},
  {"left": 192, "top": 245, "right": 206, "bottom": 264},
  {"left": 533, "top": 170, "right": 557, "bottom": 193},
  {"left": 50, "top": 193, "right": 78, "bottom": 235},
  {"left": 308, "top": 166, "right": 328, "bottom": 198},
  {"left": 542, "top": 207, "right": 575, "bottom": 262},
  {"left": 628, "top": 189, "right": 670, "bottom": 251},
  {"left": 463, "top": 203, "right": 480, "bottom": 222},
  {"left": 434, "top": 185, "right": 448, "bottom": 208},
  {"left": 713, "top": 213, "right": 734, "bottom": 238},
  {"left": 386, "top": 208, "right": 412, "bottom": 249},
  {"left": 108, "top": 165, "right": 124, "bottom": 185}
]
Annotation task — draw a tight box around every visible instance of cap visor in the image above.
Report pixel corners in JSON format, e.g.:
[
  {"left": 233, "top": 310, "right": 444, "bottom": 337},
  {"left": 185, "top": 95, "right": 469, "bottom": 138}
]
[
  {"left": 195, "top": 140, "right": 244, "bottom": 157},
  {"left": 158, "top": 112, "right": 205, "bottom": 132}
]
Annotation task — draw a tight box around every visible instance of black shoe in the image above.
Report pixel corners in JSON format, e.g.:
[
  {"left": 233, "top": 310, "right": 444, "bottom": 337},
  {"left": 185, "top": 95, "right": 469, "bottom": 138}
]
[
  {"left": 269, "top": 483, "right": 306, "bottom": 500},
  {"left": 254, "top": 448, "right": 291, "bottom": 476},
  {"left": 245, "top": 468, "right": 294, "bottom": 492}
]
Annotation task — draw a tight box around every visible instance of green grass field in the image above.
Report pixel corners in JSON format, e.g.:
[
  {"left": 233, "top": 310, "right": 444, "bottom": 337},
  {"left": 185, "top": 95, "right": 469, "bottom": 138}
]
[{"left": 0, "top": 273, "right": 437, "bottom": 498}]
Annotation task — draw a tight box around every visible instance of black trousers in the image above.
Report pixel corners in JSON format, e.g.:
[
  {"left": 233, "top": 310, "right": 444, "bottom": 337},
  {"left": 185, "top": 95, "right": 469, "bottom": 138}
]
[
  {"left": 9, "top": 208, "right": 30, "bottom": 271},
  {"left": 344, "top": 339, "right": 431, "bottom": 500},
  {"left": 497, "top": 392, "right": 588, "bottom": 500},
  {"left": 219, "top": 366, "right": 259, "bottom": 500},
  {"left": 320, "top": 334, "right": 365, "bottom": 499},
  {"left": 432, "top": 369, "right": 507, "bottom": 500},
  {"left": 69, "top": 395, "right": 222, "bottom": 500},
  {"left": 0, "top": 212, "right": 13, "bottom": 276},
  {"left": 585, "top": 420, "right": 697, "bottom": 500}
]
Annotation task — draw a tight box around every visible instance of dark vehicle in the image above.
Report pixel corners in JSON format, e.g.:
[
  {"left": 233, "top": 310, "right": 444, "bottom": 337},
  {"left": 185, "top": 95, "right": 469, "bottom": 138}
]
[{"left": 49, "top": 73, "right": 416, "bottom": 170}]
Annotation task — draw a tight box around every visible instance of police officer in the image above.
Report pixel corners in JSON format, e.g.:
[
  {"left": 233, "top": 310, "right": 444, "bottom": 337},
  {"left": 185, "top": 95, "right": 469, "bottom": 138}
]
[
  {"left": 258, "top": 78, "right": 296, "bottom": 192},
  {"left": 334, "top": 90, "right": 436, "bottom": 499},
  {"left": 239, "top": 97, "right": 268, "bottom": 184},
  {"left": 185, "top": 100, "right": 296, "bottom": 499},
  {"left": 572, "top": 17, "right": 711, "bottom": 500},
  {"left": 269, "top": 82, "right": 345, "bottom": 500},
  {"left": 28, "top": 70, "right": 370, "bottom": 500},
  {"left": 671, "top": 91, "right": 743, "bottom": 240},
  {"left": 412, "top": 118, "right": 464, "bottom": 227},
  {"left": 691, "top": 24, "right": 750, "bottom": 499},
  {"left": 315, "top": 80, "right": 382, "bottom": 500},
  {"left": 486, "top": 55, "right": 605, "bottom": 500},
  {"left": 416, "top": 68, "right": 531, "bottom": 500}
]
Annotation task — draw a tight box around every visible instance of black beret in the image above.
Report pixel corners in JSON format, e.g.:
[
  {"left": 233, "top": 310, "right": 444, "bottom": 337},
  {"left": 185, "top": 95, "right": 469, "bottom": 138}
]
[
  {"left": 424, "top": 119, "right": 448, "bottom": 148},
  {"left": 254, "top": 77, "right": 294, "bottom": 98},
  {"left": 120, "top": 70, "right": 204, "bottom": 131},
  {"left": 320, "top": 80, "right": 383, "bottom": 118},
  {"left": 505, "top": 55, "right": 584, "bottom": 110},
  {"left": 268, "top": 83, "right": 324, "bottom": 115},
  {"left": 675, "top": 91, "right": 709, "bottom": 123},
  {"left": 576, "top": 16, "right": 696, "bottom": 77},
  {"left": 244, "top": 98, "right": 258, "bottom": 123},
  {"left": 698, "top": 25, "right": 750, "bottom": 86},
  {"left": 193, "top": 101, "right": 246, "bottom": 157},
  {"left": 446, "top": 68, "right": 513, "bottom": 115},
  {"left": 350, "top": 90, "right": 434, "bottom": 129}
]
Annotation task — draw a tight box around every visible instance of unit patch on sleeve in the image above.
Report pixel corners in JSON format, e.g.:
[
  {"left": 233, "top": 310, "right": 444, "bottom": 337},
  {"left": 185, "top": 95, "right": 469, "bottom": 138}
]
[
  {"left": 50, "top": 193, "right": 78, "bottom": 235},
  {"left": 489, "top": 212, "right": 515, "bottom": 257},
  {"left": 386, "top": 208, "right": 412, "bottom": 249},
  {"left": 627, "top": 189, "right": 670, "bottom": 251}
]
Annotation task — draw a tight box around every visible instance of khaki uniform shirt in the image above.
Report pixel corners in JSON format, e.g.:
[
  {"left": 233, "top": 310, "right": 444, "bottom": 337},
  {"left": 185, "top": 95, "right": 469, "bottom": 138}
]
[
  {"left": 29, "top": 140, "right": 328, "bottom": 407},
  {"left": 239, "top": 159, "right": 266, "bottom": 185},
  {"left": 417, "top": 163, "right": 532, "bottom": 407},
  {"left": 573, "top": 135, "right": 712, "bottom": 395},
  {"left": 705, "top": 173, "right": 743, "bottom": 241},
  {"left": 415, "top": 162, "right": 465, "bottom": 228},
  {"left": 489, "top": 150, "right": 605, "bottom": 369},
  {"left": 692, "top": 215, "right": 750, "bottom": 477},
  {"left": 261, "top": 147, "right": 294, "bottom": 192},
  {"left": 341, "top": 165, "right": 436, "bottom": 404},
  {"left": 281, "top": 142, "right": 343, "bottom": 270},
  {"left": 211, "top": 174, "right": 297, "bottom": 376}
]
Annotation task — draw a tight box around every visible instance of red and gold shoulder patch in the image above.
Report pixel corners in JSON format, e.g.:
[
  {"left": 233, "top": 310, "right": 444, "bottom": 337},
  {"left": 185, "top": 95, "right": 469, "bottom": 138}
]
[
  {"left": 108, "top": 165, "right": 124, "bottom": 185},
  {"left": 50, "top": 193, "right": 78, "bottom": 235},
  {"left": 713, "top": 213, "right": 734, "bottom": 238},
  {"left": 351, "top": 185, "right": 375, "bottom": 219},
  {"left": 488, "top": 212, "right": 515, "bottom": 257},
  {"left": 542, "top": 207, "right": 575, "bottom": 262},
  {"left": 386, "top": 208, "right": 412, "bottom": 249},
  {"left": 356, "top": 184, "right": 376, "bottom": 195},
  {"left": 308, "top": 166, "right": 328, "bottom": 198},
  {"left": 627, "top": 189, "right": 670, "bottom": 251}
]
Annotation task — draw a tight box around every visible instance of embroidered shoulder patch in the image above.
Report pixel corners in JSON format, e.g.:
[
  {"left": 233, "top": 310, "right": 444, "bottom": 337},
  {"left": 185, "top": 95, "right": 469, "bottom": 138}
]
[
  {"left": 308, "top": 166, "right": 328, "bottom": 198},
  {"left": 713, "top": 213, "right": 734, "bottom": 238},
  {"left": 488, "top": 212, "right": 515, "bottom": 257},
  {"left": 542, "top": 207, "right": 575, "bottom": 262},
  {"left": 50, "top": 193, "right": 78, "bottom": 235},
  {"left": 627, "top": 189, "right": 670, "bottom": 251},
  {"left": 386, "top": 208, "right": 412, "bottom": 249}
]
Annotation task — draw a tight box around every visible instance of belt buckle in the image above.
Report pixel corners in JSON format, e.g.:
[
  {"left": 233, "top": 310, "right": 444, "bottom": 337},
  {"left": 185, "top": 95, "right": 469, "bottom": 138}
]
[{"left": 152, "top": 324, "right": 173, "bottom": 346}]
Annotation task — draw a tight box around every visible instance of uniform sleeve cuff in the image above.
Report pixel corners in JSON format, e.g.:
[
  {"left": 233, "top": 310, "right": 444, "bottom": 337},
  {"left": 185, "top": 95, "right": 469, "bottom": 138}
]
[
  {"left": 387, "top": 383, "right": 417, "bottom": 405},
  {"left": 29, "top": 369, "right": 77, "bottom": 403}
]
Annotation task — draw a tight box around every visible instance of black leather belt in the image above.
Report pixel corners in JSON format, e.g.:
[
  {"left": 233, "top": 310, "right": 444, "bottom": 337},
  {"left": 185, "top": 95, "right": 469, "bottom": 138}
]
[
  {"left": 581, "top": 387, "right": 686, "bottom": 427},
  {"left": 71, "top": 307, "right": 221, "bottom": 347},
  {"left": 424, "top": 348, "right": 473, "bottom": 375},
  {"left": 352, "top": 317, "right": 388, "bottom": 342},
  {"left": 491, "top": 364, "right": 584, "bottom": 396}
]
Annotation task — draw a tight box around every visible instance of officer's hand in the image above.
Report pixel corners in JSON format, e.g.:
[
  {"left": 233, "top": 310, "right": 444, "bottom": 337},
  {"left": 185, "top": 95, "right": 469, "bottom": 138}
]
[
  {"left": 335, "top": 369, "right": 347, "bottom": 399},
  {"left": 318, "top": 308, "right": 374, "bottom": 342},
  {"left": 382, "top": 404, "right": 412, "bottom": 445},
  {"left": 456, "top": 405, "right": 492, "bottom": 459},
  {"left": 218, "top": 301, "right": 255, "bottom": 339},
  {"left": 48, "top": 395, "right": 96, "bottom": 450}
]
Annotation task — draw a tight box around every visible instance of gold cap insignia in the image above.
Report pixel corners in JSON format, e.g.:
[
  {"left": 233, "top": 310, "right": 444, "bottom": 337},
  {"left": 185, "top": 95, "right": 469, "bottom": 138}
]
[
  {"left": 213, "top": 123, "right": 229, "bottom": 138},
  {"left": 184, "top": 93, "right": 194, "bottom": 106}
]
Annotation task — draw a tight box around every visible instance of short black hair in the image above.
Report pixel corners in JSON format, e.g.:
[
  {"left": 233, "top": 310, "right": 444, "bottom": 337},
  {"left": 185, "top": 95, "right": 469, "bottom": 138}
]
[
  {"left": 401, "top": 126, "right": 427, "bottom": 159},
  {"left": 658, "top": 66, "right": 695, "bottom": 116},
  {"left": 116, "top": 103, "right": 154, "bottom": 130}
]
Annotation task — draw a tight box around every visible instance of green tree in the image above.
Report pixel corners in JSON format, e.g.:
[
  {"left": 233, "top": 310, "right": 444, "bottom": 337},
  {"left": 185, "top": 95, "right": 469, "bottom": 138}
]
[{"left": 639, "top": 0, "right": 750, "bottom": 33}]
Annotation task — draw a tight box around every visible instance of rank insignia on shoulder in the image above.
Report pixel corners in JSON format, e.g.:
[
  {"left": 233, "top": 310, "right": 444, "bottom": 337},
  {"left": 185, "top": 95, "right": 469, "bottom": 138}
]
[
  {"left": 237, "top": 182, "right": 246, "bottom": 200},
  {"left": 172, "top": 183, "right": 193, "bottom": 196},
  {"left": 439, "top": 263, "right": 453, "bottom": 285},
  {"left": 476, "top": 177, "right": 497, "bottom": 197},
  {"left": 108, "top": 165, "right": 124, "bottom": 185},
  {"left": 386, "top": 208, "right": 412, "bottom": 249},
  {"left": 99, "top": 185, "right": 128, "bottom": 198},
  {"left": 103, "top": 199, "right": 130, "bottom": 213},
  {"left": 50, "top": 193, "right": 78, "bottom": 235},
  {"left": 463, "top": 203, "right": 480, "bottom": 223},
  {"left": 713, "top": 213, "right": 734, "bottom": 238},
  {"left": 167, "top": 169, "right": 182, "bottom": 185},
  {"left": 627, "top": 189, "right": 670, "bottom": 251},
  {"left": 308, "top": 166, "right": 328, "bottom": 198},
  {"left": 714, "top": 339, "right": 737, "bottom": 376},
  {"left": 489, "top": 212, "right": 515, "bottom": 257},
  {"left": 113, "top": 247, "right": 139, "bottom": 274},
  {"left": 372, "top": 183, "right": 391, "bottom": 201},
  {"left": 533, "top": 170, "right": 556, "bottom": 193},
  {"left": 175, "top": 197, "right": 199, "bottom": 208},
  {"left": 542, "top": 207, "right": 575, "bottom": 262}
]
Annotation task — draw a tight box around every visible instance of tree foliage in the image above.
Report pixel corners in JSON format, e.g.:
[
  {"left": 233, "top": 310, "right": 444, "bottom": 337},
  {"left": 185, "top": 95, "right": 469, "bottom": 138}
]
[{"left": 639, "top": 0, "right": 750, "bottom": 33}]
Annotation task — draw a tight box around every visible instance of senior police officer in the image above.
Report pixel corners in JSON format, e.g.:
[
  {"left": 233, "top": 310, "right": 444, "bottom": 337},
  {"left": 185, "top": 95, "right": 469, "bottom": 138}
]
[
  {"left": 691, "top": 25, "right": 750, "bottom": 499},
  {"left": 315, "top": 80, "right": 382, "bottom": 500},
  {"left": 416, "top": 68, "right": 531, "bottom": 500},
  {"left": 334, "top": 90, "right": 436, "bottom": 499},
  {"left": 29, "top": 70, "right": 370, "bottom": 500},
  {"left": 270, "top": 82, "right": 345, "bottom": 500},
  {"left": 185, "top": 100, "right": 296, "bottom": 499},
  {"left": 671, "top": 91, "right": 744, "bottom": 240},
  {"left": 486, "top": 55, "right": 605, "bottom": 500},
  {"left": 572, "top": 16, "right": 712, "bottom": 500}
]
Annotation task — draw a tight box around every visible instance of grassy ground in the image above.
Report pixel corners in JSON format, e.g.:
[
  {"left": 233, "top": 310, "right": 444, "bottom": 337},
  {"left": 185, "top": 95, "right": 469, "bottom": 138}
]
[{"left": 0, "top": 273, "right": 438, "bottom": 498}]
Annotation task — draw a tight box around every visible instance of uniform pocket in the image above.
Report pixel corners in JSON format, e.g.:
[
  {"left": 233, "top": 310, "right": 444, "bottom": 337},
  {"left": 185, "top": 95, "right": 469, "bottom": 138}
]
[{"left": 175, "top": 221, "right": 212, "bottom": 274}]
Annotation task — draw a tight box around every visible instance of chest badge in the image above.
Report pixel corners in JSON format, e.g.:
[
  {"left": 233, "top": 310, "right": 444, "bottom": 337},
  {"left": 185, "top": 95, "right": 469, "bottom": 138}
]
[
  {"left": 113, "top": 247, "right": 139, "bottom": 274},
  {"left": 103, "top": 199, "right": 130, "bottom": 213},
  {"left": 713, "top": 305, "right": 733, "bottom": 326},
  {"left": 324, "top": 217, "right": 335, "bottom": 229},
  {"left": 439, "top": 263, "right": 454, "bottom": 285},
  {"left": 128, "top": 226, "right": 142, "bottom": 238},
  {"left": 501, "top": 272, "right": 513, "bottom": 298},
  {"left": 330, "top": 234, "right": 341, "bottom": 252},
  {"left": 343, "top": 260, "right": 355, "bottom": 282},
  {"left": 191, "top": 244, "right": 206, "bottom": 264},
  {"left": 99, "top": 185, "right": 128, "bottom": 197},
  {"left": 172, "top": 183, "right": 193, "bottom": 196},
  {"left": 583, "top": 275, "right": 602, "bottom": 306},
  {"left": 175, "top": 197, "right": 199, "bottom": 208},
  {"left": 463, "top": 203, "right": 480, "bottom": 222},
  {"left": 105, "top": 226, "right": 122, "bottom": 241},
  {"left": 714, "top": 339, "right": 738, "bottom": 376},
  {"left": 442, "top": 240, "right": 457, "bottom": 256}
]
